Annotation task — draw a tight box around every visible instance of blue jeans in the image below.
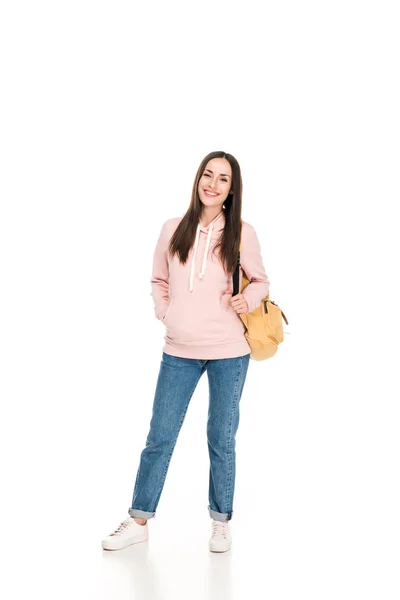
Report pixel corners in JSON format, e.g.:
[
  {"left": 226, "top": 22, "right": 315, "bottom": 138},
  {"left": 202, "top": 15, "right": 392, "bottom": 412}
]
[{"left": 129, "top": 351, "right": 251, "bottom": 522}]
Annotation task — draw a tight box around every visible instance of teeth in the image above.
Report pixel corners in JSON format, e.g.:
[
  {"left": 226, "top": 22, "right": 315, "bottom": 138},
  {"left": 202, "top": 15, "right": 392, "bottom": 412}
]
[{"left": 205, "top": 191, "right": 218, "bottom": 196}]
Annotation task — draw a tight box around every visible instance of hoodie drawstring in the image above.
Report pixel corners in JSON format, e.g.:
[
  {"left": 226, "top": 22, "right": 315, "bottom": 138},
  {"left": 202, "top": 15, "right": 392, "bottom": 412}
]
[
  {"left": 189, "top": 222, "right": 214, "bottom": 292},
  {"left": 199, "top": 223, "right": 213, "bottom": 279}
]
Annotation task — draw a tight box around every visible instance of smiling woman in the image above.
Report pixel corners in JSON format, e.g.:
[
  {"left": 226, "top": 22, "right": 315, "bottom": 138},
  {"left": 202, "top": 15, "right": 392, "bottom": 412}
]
[
  {"left": 198, "top": 159, "right": 233, "bottom": 223},
  {"left": 102, "top": 150, "right": 271, "bottom": 554}
]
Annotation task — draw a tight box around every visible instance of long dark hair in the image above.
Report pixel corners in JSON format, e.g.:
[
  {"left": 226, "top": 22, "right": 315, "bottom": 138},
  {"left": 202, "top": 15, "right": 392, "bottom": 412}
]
[{"left": 168, "top": 150, "right": 243, "bottom": 276}]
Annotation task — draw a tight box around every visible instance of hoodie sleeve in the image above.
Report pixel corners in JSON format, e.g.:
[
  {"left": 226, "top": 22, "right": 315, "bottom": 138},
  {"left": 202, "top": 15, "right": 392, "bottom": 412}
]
[
  {"left": 240, "top": 223, "right": 270, "bottom": 313},
  {"left": 151, "top": 220, "right": 171, "bottom": 321}
]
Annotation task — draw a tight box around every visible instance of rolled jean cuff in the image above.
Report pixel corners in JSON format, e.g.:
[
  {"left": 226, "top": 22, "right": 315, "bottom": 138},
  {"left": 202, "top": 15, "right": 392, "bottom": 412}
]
[
  {"left": 208, "top": 506, "right": 232, "bottom": 522},
  {"left": 129, "top": 508, "right": 156, "bottom": 519}
]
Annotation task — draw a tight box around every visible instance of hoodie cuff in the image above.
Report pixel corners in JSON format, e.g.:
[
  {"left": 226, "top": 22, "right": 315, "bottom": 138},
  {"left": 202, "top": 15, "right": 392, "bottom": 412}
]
[
  {"left": 242, "top": 291, "right": 258, "bottom": 314},
  {"left": 242, "top": 285, "right": 270, "bottom": 314}
]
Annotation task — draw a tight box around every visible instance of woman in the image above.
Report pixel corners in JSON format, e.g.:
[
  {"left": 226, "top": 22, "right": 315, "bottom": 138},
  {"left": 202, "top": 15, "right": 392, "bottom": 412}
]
[{"left": 102, "top": 151, "right": 270, "bottom": 553}]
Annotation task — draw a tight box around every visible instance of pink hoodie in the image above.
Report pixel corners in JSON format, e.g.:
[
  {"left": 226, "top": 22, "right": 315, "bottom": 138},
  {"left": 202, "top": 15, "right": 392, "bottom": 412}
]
[{"left": 151, "top": 210, "right": 270, "bottom": 359}]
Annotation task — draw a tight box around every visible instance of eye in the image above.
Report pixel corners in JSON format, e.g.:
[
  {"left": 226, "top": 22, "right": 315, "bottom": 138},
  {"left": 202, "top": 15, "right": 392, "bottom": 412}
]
[{"left": 203, "top": 173, "right": 228, "bottom": 182}]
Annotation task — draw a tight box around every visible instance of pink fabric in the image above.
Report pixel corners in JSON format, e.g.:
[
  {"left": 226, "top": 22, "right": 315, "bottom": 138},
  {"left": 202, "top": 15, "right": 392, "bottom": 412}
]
[{"left": 151, "top": 210, "right": 270, "bottom": 359}]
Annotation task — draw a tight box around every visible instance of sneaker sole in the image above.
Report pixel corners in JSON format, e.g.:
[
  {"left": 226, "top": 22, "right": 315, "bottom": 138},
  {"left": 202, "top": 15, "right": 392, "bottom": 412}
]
[
  {"left": 102, "top": 536, "right": 148, "bottom": 551},
  {"left": 209, "top": 542, "right": 232, "bottom": 553}
]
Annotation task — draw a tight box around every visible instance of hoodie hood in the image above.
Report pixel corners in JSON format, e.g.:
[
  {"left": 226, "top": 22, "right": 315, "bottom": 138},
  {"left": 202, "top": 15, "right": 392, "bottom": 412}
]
[{"left": 189, "top": 210, "right": 225, "bottom": 292}]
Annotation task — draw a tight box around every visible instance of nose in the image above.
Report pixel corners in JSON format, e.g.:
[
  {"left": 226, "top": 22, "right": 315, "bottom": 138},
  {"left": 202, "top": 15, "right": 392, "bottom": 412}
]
[{"left": 209, "top": 178, "right": 218, "bottom": 189}]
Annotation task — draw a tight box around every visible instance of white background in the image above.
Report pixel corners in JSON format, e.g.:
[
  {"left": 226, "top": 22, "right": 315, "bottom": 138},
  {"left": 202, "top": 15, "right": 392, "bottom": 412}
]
[{"left": 1, "top": 1, "right": 399, "bottom": 599}]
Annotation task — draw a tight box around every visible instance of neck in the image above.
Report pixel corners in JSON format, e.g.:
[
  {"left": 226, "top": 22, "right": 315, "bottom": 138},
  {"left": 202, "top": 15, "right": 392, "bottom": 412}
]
[{"left": 200, "top": 206, "right": 224, "bottom": 227}]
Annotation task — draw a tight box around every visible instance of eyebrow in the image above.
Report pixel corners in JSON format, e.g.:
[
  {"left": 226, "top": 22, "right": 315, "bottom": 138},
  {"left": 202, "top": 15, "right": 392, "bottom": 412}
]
[{"left": 204, "top": 168, "right": 231, "bottom": 179}]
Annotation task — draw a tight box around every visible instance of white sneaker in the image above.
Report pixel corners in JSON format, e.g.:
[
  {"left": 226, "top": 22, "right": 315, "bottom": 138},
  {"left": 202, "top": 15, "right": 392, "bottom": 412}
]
[
  {"left": 209, "top": 519, "right": 232, "bottom": 553},
  {"left": 102, "top": 517, "right": 149, "bottom": 550}
]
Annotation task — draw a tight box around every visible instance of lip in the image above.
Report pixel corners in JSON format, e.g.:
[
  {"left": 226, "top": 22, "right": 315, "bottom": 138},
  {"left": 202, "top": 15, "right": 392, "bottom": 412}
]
[{"left": 204, "top": 190, "right": 219, "bottom": 197}]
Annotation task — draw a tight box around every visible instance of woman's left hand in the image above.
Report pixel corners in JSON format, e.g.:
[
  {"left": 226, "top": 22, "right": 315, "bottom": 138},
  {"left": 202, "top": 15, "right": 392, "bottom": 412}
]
[{"left": 230, "top": 293, "right": 249, "bottom": 315}]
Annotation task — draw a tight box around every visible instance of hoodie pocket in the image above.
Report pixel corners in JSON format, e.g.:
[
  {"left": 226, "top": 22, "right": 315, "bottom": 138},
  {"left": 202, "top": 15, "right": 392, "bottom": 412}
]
[
  {"left": 162, "top": 303, "right": 171, "bottom": 325},
  {"left": 163, "top": 295, "right": 202, "bottom": 343},
  {"left": 163, "top": 291, "right": 246, "bottom": 345}
]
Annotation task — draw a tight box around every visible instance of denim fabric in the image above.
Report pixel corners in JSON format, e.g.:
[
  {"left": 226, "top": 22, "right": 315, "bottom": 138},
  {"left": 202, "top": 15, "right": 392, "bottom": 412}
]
[{"left": 129, "top": 351, "right": 250, "bottom": 522}]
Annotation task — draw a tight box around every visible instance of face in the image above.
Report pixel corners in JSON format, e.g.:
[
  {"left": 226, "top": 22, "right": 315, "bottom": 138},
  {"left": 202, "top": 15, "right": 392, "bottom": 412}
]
[{"left": 197, "top": 158, "right": 232, "bottom": 209}]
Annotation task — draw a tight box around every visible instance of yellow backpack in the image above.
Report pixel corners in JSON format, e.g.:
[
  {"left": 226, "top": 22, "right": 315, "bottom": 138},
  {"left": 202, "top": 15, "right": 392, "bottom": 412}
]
[{"left": 233, "top": 240, "right": 288, "bottom": 361}]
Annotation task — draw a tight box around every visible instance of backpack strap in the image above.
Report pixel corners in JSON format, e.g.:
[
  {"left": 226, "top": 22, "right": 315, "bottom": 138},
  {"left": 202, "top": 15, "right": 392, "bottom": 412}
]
[{"left": 232, "top": 235, "right": 242, "bottom": 297}]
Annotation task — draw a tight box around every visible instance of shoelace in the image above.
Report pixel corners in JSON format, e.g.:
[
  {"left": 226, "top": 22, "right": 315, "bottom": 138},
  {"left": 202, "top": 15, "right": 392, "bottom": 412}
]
[
  {"left": 211, "top": 520, "right": 229, "bottom": 539},
  {"left": 110, "top": 518, "right": 134, "bottom": 536}
]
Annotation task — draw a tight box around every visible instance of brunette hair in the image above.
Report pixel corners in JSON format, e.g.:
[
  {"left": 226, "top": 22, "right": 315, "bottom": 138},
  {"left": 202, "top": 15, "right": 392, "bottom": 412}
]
[{"left": 168, "top": 150, "right": 243, "bottom": 276}]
